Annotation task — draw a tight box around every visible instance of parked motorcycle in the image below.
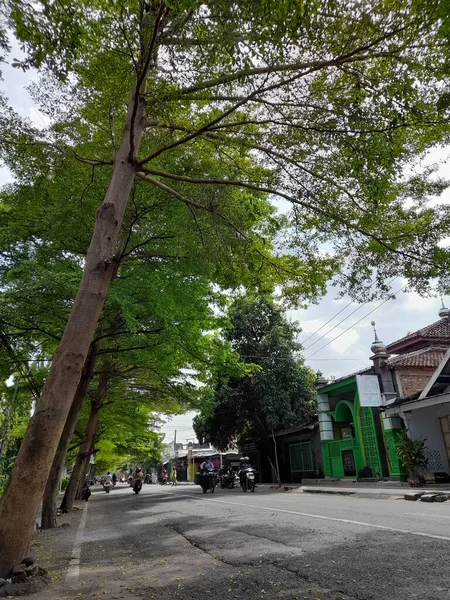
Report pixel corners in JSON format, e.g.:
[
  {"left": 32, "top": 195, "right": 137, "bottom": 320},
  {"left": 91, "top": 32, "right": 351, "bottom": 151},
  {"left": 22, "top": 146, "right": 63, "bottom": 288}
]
[
  {"left": 240, "top": 467, "right": 256, "bottom": 492},
  {"left": 201, "top": 471, "right": 217, "bottom": 494},
  {"left": 133, "top": 479, "right": 143, "bottom": 494}
]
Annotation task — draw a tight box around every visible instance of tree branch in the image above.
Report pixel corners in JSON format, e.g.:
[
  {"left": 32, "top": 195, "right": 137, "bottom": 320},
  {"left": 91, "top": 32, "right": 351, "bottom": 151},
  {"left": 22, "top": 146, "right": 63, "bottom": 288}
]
[
  {"left": 136, "top": 168, "right": 435, "bottom": 268},
  {"left": 162, "top": 26, "right": 406, "bottom": 100},
  {"left": 129, "top": 3, "right": 167, "bottom": 161}
]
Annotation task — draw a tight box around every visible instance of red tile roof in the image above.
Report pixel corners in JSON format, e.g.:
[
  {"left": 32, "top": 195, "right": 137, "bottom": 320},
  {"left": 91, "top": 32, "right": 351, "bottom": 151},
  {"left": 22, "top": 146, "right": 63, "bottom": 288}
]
[
  {"left": 388, "top": 345, "right": 448, "bottom": 368},
  {"left": 386, "top": 318, "right": 450, "bottom": 354}
]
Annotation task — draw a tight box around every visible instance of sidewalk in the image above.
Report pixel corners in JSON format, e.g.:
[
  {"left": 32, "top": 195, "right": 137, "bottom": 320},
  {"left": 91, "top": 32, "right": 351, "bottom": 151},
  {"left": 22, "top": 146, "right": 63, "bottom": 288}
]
[{"left": 255, "top": 481, "right": 450, "bottom": 498}]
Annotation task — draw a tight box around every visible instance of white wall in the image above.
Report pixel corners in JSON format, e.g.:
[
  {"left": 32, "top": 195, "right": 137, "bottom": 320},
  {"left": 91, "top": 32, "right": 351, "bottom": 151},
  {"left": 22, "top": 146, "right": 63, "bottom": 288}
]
[{"left": 405, "top": 405, "right": 450, "bottom": 473}]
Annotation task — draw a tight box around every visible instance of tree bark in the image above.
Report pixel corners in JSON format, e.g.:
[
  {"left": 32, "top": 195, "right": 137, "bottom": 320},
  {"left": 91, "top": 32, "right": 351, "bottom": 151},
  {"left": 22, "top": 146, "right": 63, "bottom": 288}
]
[
  {"left": 0, "top": 91, "right": 147, "bottom": 577},
  {"left": 60, "top": 368, "right": 110, "bottom": 513},
  {"left": 41, "top": 344, "right": 99, "bottom": 529}
]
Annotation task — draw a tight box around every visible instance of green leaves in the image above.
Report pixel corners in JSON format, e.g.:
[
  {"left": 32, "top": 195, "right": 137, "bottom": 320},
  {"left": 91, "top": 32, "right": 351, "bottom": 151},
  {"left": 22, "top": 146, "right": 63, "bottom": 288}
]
[
  {"left": 194, "top": 296, "right": 316, "bottom": 450},
  {"left": 394, "top": 429, "right": 428, "bottom": 481}
]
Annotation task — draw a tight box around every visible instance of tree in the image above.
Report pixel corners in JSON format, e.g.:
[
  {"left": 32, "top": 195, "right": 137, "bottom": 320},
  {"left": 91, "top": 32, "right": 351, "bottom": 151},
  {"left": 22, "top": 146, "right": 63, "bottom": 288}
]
[
  {"left": 1, "top": 113, "right": 286, "bottom": 528},
  {"left": 1, "top": 0, "right": 450, "bottom": 575},
  {"left": 193, "top": 296, "right": 316, "bottom": 454}
]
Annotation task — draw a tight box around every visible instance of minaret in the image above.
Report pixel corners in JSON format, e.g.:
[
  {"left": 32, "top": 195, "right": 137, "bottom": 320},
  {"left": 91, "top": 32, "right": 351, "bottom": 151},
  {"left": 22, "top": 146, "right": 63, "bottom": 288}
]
[
  {"left": 370, "top": 321, "right": 396, "bottom": 400},
  {"left": 438, "top": 298, "right": 450, "bottom": 320},
  {"left": 315, "top": 372, "right": 333, "bottom": 443},
  {"left": 370, "top": 321, "right": 388, "bottom": 369}
]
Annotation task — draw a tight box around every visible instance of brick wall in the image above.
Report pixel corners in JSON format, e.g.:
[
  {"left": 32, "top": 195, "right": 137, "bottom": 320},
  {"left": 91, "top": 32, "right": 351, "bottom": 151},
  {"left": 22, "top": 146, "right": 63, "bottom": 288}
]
[{"left": 396, "top": 368, "right": 435, "bottom": 398}]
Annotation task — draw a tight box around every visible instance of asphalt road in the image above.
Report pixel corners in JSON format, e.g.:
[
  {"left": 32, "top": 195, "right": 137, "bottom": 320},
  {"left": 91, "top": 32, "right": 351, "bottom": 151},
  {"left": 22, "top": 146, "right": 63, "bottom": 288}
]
[{"left": 37, "top": 483, "right": 450, "bottom": 600}]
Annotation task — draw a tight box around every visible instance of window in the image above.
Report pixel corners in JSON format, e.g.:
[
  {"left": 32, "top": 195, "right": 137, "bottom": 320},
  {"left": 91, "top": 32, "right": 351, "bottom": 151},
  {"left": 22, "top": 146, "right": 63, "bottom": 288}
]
[{"left": 289, "top": 442, "right": 313, "bottom": 472}]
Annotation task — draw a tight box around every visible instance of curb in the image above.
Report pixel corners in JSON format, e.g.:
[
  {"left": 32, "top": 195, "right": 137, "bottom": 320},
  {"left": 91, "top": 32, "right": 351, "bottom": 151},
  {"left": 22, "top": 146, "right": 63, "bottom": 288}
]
[{"left": 302, "top": 488, "right": 355, "bottom": 496}]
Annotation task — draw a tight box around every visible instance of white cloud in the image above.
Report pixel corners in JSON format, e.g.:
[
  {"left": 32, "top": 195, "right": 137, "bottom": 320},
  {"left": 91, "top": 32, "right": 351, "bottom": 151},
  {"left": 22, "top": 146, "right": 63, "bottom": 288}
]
[
  {"left": 402, "top": 292, "right": 438, "bottom": 312},
  {"left": 329, "top": 328, "right": 360, "bottom": 354}
]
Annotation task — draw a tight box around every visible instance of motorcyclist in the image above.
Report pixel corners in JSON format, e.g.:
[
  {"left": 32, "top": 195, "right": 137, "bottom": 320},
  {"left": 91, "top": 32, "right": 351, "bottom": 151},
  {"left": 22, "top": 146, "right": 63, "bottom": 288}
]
[
  {"left": 132, "top": 468, "right": 144, "bottom": 492},
  {"left": 81, "top": 479, "right": 91, "bottom": 501},
  {"left": 200, "top": 456, "right": 215, "bottom": 487},
  {"left": 112, "top": 473, "right": 117, "bottom": 486},
  {"left": 103, "top": 472, "right": 113, "bottom": 492},
  {"left": 161, "top": 469, "right": 168, "bottom": 484},
  {"left": 134, "top": 468, "right": 144, "bottom": 484},
  {"left": 238, "top": 456, "right": 252, "bottom": 488}
]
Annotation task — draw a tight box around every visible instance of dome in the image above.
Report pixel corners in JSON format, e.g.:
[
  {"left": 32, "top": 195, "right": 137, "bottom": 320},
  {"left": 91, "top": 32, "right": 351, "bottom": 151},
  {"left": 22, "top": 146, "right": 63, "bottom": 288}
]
[
  {"left": 370, "top": 321, "right": 387, "bottom": 355},
  {"left": 438, "top": 299, "right": 450, "bottom": 319},
  {"left": 314, "top": 372, "right": 328, "bottom": 388}
]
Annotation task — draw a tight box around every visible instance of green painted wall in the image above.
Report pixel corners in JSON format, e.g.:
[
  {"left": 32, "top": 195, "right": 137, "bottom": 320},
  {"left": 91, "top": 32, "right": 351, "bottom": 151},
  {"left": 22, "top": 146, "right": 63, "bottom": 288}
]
[
  {"left": 320, "top": 389, "right": 385, "bottom": 479},
  {"left": 383, "top": 428, "right": 407, "bottom": 479}
]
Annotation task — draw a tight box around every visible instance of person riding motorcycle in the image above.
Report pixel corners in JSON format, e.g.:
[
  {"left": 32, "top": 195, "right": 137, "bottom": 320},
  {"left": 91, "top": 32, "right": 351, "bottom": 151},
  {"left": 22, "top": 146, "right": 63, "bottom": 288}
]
[
  {"left": 200, "top": 457, "right": 215, "bottom": 487},
  {"left": 238, "top": 456, "right": 252, "bottom": 488},
  {"left": 132, "top": 468, "right": 144, "bottom": 493},
  {"left": 133, "top": 469, "right": 144, "bottom": 485},
  {"left": 103, "top": 472, "right": 113, "bottom": 493}
]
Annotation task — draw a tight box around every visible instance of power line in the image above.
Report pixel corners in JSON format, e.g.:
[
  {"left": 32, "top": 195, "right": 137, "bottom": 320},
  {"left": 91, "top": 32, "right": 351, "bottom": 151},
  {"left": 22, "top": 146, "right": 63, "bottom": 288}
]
[
  {"left": 303, "top": 277, "right": 398, "bottom": 352},
  {"left": 305, "top": 282, "right": 408, "bottom": 360},
  {"left": 300, "top": 299, "right": 355, "bottom": 345}
]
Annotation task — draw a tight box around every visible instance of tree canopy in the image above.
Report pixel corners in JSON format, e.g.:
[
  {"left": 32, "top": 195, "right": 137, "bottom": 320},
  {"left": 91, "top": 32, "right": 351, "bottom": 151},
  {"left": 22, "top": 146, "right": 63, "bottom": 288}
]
[
  {"left": 3, "top": 1, "right": 450, "bottom": 300},
  {"left": 193, "top": 296, "right": 316, "bottom": 450},
  {"left": 1, "top": 0, "right": 450, "bottom": 576}
]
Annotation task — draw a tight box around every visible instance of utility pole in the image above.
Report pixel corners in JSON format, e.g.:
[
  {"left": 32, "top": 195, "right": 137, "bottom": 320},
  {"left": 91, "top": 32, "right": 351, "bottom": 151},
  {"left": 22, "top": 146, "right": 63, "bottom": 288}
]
[{"left": 173, "top": 429, "right": 177, "bottom": 455}]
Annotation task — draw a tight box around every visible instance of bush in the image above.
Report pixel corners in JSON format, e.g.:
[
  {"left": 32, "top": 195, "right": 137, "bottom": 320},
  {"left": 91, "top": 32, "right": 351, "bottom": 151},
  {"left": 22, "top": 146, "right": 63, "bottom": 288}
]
[{"left": 394, "top": 430, "right": 428, "bottom": 483}]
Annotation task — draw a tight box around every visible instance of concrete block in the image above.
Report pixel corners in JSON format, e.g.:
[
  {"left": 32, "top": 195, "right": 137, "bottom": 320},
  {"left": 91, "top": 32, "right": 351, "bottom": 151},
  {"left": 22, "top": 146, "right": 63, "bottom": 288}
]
[
  {"left": 404, "top": 492, "right": 424, "bottom": 501},
  {"left": 434, "top": 494, "right": 448, "bottom": 502},
  {"left": 420, "top": 494, "right": 437, "bottom": 502}
]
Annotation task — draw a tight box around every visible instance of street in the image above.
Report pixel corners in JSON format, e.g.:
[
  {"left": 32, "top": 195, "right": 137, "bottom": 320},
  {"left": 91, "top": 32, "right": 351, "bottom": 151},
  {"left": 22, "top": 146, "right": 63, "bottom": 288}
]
[{"left": 33, "top": 483, "right": 450, "bottom": 600}]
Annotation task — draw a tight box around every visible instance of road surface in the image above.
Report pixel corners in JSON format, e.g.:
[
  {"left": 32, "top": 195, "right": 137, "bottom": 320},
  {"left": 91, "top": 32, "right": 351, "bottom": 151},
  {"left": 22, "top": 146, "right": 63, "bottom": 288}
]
[{"left": 34, "top": 483, "right": 450, "bottom": 600}]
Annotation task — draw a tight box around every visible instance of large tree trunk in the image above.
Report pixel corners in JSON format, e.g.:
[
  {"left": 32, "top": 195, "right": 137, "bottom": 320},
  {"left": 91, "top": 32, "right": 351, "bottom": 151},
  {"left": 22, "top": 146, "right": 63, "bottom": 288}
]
[
  {"left": 41, "top": 345, "right": 99, "bottom": 529},
  {"left": 0, "top": 92, "right": 147, "bottom": 577},
  {"left": 60, "top": 369, "right": 110, "bottom": 513}
]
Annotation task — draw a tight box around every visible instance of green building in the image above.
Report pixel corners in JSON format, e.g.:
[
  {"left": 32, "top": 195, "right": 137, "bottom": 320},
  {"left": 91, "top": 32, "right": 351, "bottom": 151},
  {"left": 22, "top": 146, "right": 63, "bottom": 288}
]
[{"left": 317, "top": 330, "right": 406, "bottom": 479}]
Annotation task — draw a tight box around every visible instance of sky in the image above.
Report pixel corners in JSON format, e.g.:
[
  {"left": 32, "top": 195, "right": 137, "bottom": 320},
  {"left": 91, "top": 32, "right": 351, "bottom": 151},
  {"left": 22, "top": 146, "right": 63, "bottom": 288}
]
[{"left": 1, "top": 37, "right": 449, "bottom": 446}]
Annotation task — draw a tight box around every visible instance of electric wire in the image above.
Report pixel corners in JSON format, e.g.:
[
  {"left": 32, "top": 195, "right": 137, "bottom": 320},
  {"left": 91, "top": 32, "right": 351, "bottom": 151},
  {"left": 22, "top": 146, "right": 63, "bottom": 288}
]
[{"left": 305, "top": 281, "right": 408, "bottom": 360}]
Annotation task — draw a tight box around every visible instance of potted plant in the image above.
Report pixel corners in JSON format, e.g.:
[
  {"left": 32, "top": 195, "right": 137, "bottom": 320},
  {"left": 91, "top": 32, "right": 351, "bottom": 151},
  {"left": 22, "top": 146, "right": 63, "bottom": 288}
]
[{"left": 394, "top": 430, "right": 428, "bottom": 486}]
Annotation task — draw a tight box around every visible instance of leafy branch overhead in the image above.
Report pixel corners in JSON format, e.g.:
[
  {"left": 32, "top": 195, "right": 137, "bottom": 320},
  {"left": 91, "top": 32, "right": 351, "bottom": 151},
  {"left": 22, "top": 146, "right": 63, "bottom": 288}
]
[{"left": 3, "top": 0, "right": 450, "bottom": 300}]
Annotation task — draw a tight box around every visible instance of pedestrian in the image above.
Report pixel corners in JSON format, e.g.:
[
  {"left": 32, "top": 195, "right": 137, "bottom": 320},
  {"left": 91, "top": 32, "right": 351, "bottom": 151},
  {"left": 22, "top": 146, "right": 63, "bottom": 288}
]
[{"left": 171, "top": 466, "right": 177, "bottom": 486}]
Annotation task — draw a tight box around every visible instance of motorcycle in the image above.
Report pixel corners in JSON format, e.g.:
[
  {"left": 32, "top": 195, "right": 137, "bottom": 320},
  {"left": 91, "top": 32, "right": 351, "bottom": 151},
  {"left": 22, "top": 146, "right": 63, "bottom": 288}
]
[
  {"left": 103, "top": 481, "right": 113, "bottom": 494},
  {"left": 240, "top": 467, "right": 256, "bottom": 492},
  {"left": 133, "top": 478, "right": 143, "bottom": 494},
  {"left": 81, "top": 481, "right": 91, "bottom": 501},
  {"left": 201, "top": 471, "right": 217, "bottom": 494},
  {"left": 220, "top": 469, "right": 237, "bottom": 489}
]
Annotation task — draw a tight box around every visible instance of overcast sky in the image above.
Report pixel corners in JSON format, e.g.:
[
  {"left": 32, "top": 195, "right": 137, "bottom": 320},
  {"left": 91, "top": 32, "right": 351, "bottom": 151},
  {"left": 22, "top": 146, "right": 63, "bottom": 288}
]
[{"left": 2, "top": 39, "right": 449, "bottom": 446}]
